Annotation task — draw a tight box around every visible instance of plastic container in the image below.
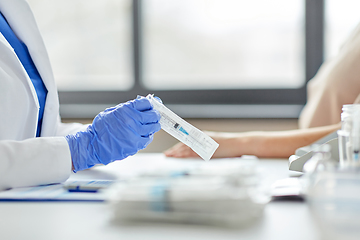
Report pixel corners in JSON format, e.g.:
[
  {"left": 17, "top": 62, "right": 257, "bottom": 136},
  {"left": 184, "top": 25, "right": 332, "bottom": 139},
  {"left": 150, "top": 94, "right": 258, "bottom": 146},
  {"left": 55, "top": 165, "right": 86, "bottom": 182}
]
[
  {"left": 307, "top": 171, "right": 360, "bottom": 240},
  {"left": 338, "top": 104, "right": 360, "bottom": 168}
]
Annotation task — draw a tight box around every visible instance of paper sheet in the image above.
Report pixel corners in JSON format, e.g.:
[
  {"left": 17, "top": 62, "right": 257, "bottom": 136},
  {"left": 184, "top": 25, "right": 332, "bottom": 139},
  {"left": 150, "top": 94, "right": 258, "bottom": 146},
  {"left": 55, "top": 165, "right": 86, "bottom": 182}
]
[{"left": 0, "top": 181, "right": 110, "bottom": 202}]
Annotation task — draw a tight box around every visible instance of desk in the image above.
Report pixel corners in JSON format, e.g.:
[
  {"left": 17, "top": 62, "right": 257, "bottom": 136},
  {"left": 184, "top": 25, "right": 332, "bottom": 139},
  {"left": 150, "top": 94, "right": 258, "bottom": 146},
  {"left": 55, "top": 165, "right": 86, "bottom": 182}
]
[{"left": 0, "top": 153, "right": 321, "bottom": 240}]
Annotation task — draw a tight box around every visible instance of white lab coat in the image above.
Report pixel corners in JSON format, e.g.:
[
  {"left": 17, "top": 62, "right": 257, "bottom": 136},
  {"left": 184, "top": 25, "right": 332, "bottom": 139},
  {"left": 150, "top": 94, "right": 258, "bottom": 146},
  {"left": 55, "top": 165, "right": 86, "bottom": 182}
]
[{"left": 0, "top": 0, "right": 87, "bottom": 190}]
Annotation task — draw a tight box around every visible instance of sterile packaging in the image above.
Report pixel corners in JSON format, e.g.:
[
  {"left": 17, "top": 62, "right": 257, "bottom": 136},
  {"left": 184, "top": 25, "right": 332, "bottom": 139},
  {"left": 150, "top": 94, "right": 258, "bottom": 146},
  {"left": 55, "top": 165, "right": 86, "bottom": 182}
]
[
  {"left": 107, "top": 158, "right": 269, "bottom": 227},
  {"left": 147, "top": 94, "right": 219, "bottom": 161}
]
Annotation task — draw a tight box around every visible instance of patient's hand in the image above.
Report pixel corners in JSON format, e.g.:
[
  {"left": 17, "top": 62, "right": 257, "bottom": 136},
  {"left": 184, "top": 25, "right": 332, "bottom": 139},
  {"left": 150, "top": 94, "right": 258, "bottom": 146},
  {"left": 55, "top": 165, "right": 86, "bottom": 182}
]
[{"left": 164, "top": 142, "right": 199, "bottom": 158}]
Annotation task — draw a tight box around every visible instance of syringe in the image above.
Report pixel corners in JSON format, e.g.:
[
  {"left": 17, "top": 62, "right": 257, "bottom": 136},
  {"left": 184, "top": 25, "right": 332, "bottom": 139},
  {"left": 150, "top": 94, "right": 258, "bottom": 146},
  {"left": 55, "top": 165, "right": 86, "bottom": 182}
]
[{"left": 147, "top": 94, "right": 219, "bottom": 161}]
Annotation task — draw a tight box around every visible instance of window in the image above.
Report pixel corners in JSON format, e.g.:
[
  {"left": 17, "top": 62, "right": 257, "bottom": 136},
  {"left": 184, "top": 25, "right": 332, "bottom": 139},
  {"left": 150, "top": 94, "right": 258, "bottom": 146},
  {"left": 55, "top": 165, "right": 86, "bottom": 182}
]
[
  {"left": 27, "top": 0, "right": 133, "bottom": 91},
  {"left": 26, "top": 0, "right": 330, "bottom": 118},
  {"left": 325, "top": 0, "right": 360, "bottom": 59},
  {"left": 143, "top": 0, "right": 304, "bottom": 90}
]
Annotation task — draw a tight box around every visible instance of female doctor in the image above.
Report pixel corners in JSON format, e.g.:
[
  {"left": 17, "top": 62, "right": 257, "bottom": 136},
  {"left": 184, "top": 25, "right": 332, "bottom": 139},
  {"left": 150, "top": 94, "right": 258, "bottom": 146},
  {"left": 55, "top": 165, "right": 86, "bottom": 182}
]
[{"left": 0, "top": 0, "right": 161, "bottom": 191}]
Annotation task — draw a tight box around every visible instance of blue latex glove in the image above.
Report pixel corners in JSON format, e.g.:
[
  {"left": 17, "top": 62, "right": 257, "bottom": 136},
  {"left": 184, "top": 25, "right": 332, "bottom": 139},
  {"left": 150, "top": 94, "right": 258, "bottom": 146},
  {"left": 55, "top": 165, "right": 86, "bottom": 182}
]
[{"left": 65, "top": 97, "right": 161, "bottom": 172}]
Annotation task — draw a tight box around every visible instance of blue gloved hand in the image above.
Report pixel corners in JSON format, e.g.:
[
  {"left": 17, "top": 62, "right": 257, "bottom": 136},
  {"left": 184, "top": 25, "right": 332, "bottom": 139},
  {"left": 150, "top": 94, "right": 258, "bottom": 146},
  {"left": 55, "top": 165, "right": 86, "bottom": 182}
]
[{"left": 65, "top": 97, "right": 161, "bottom": 172}]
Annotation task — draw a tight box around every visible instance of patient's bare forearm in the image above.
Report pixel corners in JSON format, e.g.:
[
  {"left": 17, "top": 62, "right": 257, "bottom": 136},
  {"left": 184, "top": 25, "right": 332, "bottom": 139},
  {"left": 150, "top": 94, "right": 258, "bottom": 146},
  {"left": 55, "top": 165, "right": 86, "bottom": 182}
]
[{"left": 240, "top": 123, "right": 341, "bottom": 158}]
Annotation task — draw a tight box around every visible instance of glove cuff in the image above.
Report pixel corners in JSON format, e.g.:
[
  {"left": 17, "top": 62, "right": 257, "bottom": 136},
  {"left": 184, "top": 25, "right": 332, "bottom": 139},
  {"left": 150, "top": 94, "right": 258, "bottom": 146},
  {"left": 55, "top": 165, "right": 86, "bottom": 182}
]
[{"left": 65, "top": 131, "right": 96, "bottom": 172}]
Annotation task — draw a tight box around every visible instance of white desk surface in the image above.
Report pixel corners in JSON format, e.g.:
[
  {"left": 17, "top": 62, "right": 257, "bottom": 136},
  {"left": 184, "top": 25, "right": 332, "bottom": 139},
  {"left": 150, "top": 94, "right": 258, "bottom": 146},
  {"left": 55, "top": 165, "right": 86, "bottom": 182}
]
[{"left": 0, "top": 153, "right": 321, "bottom": 240}]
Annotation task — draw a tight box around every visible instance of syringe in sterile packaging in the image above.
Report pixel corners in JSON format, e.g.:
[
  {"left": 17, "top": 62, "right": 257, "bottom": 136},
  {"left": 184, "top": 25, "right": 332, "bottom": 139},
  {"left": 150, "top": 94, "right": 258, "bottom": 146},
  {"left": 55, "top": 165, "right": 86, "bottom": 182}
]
[{"left": 147, "top": 94, "right": 219, "bottom": 161}]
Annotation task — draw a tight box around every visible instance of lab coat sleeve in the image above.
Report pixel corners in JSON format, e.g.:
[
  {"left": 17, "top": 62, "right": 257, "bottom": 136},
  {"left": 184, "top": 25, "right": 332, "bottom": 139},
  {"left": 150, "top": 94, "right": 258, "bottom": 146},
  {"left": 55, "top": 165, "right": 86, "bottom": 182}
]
[
  {"left": 55, "top": 114, "right": 90, "bottom": 136},
  {"left": 0, "top": 137, "right": 72, "bottom": 191},
  {"left": 56, "top": 121, "right": 90, "bottom": 136}
]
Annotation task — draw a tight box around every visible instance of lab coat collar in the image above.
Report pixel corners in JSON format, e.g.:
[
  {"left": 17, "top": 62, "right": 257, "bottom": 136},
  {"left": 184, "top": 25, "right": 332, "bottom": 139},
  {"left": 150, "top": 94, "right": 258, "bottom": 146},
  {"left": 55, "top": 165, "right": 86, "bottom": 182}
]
[
  {"left": 0, "top": 0, "right": 56, "bottom": 93},
  {"left": 0, "top": 0, "right": 60, "bottom": 137}
]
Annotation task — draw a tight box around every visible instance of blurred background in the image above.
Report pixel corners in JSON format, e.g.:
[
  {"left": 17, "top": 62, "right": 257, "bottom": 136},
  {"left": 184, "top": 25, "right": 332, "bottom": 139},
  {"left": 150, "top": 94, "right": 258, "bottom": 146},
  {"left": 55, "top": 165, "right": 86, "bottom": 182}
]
[{"left": 27, "top": 0, "right": 360, "bottom": 152}]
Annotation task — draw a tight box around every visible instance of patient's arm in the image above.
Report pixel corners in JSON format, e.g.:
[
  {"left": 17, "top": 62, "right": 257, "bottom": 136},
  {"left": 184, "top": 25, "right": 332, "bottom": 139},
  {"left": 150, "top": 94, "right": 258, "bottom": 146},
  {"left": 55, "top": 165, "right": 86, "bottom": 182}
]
[{"left": 164, "top": 123, "right": 341, "bottom": 159}]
